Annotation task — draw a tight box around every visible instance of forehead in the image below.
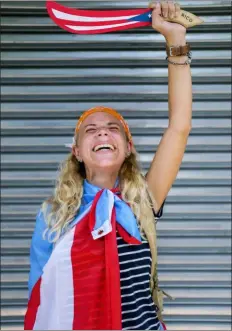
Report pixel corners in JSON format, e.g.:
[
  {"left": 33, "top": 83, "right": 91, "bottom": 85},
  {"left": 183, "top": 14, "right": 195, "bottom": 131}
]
[{"left": 81, "top": 111, "right": 122, "bottom": 127}]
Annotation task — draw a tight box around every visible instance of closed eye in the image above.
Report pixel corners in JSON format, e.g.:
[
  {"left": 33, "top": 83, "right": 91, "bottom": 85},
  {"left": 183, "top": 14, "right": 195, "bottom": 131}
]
[
  {"left": 86, "top": 128, "right": 96, "bottom": 133},
  {"left": 109, "top": 126, "right": 119, "bottom": 131}
]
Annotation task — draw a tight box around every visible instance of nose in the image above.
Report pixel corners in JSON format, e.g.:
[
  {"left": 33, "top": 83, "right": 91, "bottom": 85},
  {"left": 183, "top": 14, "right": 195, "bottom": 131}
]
[{"left": 97, "top": 127, "right": 109, "bottom": 137}]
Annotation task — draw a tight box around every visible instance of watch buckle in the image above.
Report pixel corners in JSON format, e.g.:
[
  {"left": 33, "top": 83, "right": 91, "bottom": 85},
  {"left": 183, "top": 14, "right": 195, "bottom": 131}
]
[{"left": 169, "top": 46, "right": 179, "bottom": 57}]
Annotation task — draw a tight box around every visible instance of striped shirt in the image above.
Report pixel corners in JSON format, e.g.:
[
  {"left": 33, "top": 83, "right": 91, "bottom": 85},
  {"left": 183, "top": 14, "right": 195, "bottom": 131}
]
[{"left": 117, "top": 201, "right": 165, "bottom": 330}]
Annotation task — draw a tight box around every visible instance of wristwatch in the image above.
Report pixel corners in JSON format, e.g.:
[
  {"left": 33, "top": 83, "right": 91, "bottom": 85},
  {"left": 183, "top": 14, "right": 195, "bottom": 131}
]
[{"left": 166, "top": 43, "right": 191, "bottom": 57}]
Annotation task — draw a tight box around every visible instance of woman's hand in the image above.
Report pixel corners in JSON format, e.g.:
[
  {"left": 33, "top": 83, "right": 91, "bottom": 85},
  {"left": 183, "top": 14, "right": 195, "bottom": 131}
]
[{"left": 149, "top": 1, "right": 186, "bottom": 43}]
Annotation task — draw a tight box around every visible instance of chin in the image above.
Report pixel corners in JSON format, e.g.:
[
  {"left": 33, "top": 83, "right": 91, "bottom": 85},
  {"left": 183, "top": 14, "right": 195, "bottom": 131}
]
[
  {"left": 94, "top": 157, "right": 124, "bottom": 170},
  {"left": 97, "top": 161, "right": 120, "bottom": 168}
]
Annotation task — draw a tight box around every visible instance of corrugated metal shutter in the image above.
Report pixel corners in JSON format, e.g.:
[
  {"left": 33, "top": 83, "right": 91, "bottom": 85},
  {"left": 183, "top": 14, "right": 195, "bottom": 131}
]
[{"left": 1, "top": 1, "right": 231, "bottom": 330}]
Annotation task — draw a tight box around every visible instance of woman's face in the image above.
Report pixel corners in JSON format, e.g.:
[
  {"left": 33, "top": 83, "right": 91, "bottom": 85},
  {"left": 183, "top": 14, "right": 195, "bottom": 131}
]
[{"left": 73, "top": 112, "right": 131, "bottom": 172}]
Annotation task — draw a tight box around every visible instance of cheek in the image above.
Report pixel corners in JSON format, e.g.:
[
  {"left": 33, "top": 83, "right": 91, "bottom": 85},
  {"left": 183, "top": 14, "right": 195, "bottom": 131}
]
[
  {"left": 78, "top": 137, "right": 92, "bottom": 155},
  {"left": 116, "top": 143, "right": 128, "bottom": 160},
  {"left": 112, "top": 131, "right": 127, "bottom": 146},
  {"left": 118, "top": 136, "right": 128, "bottom": 152}
]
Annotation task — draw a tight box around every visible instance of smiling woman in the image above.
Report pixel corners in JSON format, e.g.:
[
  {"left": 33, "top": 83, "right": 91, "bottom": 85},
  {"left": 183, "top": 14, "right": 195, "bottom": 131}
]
[
  {"left": 24, "top": 1, "right": 193, "bottom": 330},
  {"left": 24, "top": 106, "right": 168, "bottom": 331}
]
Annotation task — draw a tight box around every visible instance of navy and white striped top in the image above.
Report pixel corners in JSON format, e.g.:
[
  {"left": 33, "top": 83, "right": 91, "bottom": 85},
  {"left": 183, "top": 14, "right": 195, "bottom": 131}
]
[{"left": 117, "top": 201, "right": 165, "bottom": 330}]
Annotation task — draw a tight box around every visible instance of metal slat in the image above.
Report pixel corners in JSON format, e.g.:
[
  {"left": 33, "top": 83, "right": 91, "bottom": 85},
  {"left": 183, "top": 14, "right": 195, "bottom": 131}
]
[
  {"left": 2, "top": 33, "right": 231, "bottom": 50},
  {"left": 1, "top": 50, "right": 231, "bottom": 68},
  {"left": 1, "top": 84, "right": 231, "bottom": 102},
  {"left": 1, "top": 101, "right": 231, "bottom": 119},
  {"left": 0, "top": 0, "right": 231, "bottom": 13},
  {"left": 2, "top": 67, "right": 231, "bottom": 84}
]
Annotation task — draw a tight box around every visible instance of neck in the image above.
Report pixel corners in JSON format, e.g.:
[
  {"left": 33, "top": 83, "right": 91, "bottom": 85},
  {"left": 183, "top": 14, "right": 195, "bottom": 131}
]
[{"left": 86, "top": 171, "right": 118, "bottom": 190}]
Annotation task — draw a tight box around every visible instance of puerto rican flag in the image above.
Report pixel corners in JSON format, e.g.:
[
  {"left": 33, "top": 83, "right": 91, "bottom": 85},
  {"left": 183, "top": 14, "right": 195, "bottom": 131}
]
[
  {"left": 46, "top": 0, "right": 153, "bottom": 34},
  {"left": 24, "top": 187, "right": 142, "bottom": 330}
]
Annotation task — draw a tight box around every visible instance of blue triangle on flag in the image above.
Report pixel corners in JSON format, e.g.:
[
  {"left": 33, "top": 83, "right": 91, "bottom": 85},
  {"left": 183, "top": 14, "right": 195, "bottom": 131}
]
[{"left": 128, "top": 11, "right": 152, "bottom": 23}]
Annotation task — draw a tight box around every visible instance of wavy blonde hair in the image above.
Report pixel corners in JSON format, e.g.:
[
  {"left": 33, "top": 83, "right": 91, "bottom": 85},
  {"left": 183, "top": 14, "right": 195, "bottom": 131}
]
[{"left": 42, "top": 148, "right": 158, "bottom": 243}]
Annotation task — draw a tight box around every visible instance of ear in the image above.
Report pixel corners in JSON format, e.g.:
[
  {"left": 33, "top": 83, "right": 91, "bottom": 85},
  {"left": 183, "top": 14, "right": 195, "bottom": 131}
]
[
  {"left": 73, "top": 146, "right": 83, "bottom": 162},
  {"left": 72, "top": 145, "right": 80, "bottom": 158},
  {"left": 127, "top": 141, "right": 132, "bottom": 155}
]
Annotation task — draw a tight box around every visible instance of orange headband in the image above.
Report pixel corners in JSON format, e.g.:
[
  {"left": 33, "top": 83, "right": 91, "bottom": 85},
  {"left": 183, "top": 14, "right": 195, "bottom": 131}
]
[{"left": 75, "top": 106, "right": 133, "bottom": 143}]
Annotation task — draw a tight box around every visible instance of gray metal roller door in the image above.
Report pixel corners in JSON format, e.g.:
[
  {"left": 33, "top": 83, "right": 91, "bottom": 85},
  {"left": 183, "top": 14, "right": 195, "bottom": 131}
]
[{"left": 1, "top": 0, "right": 231, "bottom": 330}]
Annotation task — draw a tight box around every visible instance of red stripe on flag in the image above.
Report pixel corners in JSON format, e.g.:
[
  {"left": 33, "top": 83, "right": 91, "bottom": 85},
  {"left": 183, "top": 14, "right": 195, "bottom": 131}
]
[
  {"left": 161, "top": 322, "right": 167, "bottom": 330},
  {"left": 24, "top": 278, "right": 41, "bottom": 330},
  {"left": 71, "top": 208, "right": 122, "bottom": 329}
]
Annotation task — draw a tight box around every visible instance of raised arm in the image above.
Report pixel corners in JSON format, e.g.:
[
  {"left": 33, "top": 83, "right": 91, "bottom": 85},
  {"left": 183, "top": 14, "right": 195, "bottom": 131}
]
[{"left": 145, "top": 1, "right": 192, "bottom": 212}]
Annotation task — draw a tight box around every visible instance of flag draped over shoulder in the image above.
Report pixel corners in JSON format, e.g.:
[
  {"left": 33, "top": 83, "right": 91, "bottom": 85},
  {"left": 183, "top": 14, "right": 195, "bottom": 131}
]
[
  {"left": 46, "top": 0, "right": 152, "bottom": 34},
  {"left": 24, "top": 180, "right": 142, "bottom": 330}
]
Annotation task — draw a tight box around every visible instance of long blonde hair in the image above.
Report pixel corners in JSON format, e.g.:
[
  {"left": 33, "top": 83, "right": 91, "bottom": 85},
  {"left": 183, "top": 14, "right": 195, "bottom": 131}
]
[{"left": 42, "top": 149, "right": 158, "bottom": 243}]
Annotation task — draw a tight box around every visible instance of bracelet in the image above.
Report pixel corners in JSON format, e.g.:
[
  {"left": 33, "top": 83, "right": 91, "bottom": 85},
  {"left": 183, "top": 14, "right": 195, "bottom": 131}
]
[{"left": 166, "top": 52, "right": 192, "bottom": 66}]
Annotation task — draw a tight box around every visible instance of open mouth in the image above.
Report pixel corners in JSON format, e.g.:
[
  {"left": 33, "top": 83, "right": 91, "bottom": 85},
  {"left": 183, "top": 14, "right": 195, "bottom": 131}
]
[{"left": 92, "top": 144, "right": 115, "bottom": 152}]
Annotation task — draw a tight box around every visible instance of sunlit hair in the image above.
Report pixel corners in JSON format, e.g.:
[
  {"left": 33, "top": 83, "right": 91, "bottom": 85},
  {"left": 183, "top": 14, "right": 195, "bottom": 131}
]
[{"left": 42, "top": 147, "right": 158, "bottom": 243}]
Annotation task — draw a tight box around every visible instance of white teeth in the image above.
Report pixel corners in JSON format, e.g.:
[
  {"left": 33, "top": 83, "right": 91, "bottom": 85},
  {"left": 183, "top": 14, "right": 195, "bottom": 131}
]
[{"left": 94, "top": 144, "right": 115, "bottom": 152}]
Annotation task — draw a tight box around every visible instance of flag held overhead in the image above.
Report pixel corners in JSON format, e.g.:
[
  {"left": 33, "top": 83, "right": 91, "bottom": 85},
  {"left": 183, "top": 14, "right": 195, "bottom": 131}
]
[{"left": 46, "top": 1, "right": 204, "bottom": 35}]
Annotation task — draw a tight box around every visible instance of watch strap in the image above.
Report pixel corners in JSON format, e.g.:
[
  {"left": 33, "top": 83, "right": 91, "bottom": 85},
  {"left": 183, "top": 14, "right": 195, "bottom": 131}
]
[{"left": 166, "top": 43, "right": 191, "bottom": 57}]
